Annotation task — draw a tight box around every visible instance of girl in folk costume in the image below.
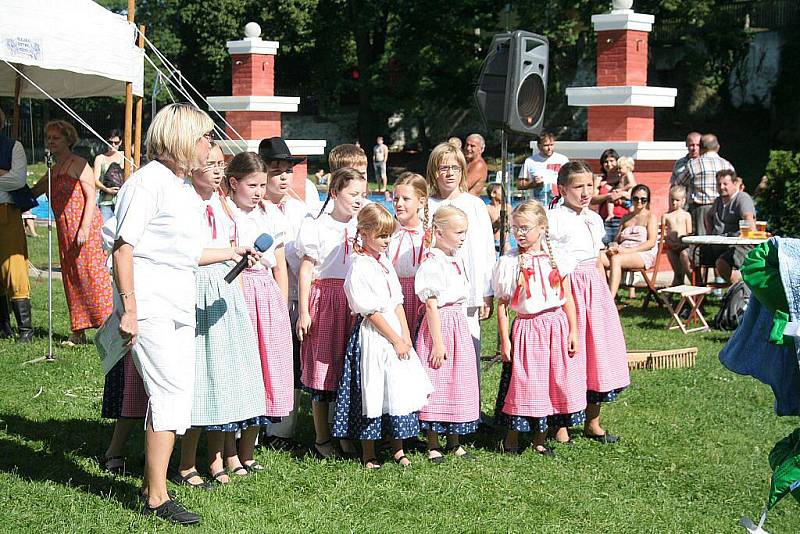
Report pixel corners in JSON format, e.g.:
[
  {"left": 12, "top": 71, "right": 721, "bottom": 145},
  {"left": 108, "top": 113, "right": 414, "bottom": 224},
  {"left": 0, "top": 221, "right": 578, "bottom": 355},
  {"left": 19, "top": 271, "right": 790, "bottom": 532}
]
[
  {"left": 257, "top": 137, "right": 310, "bottom": 451},
  {"left": 296, "top": 167, "right": 367, "bottom": 459},
  {"left": 425, "top": 142, "right": 496, "bottom": 388},
  {"left": 547, "top": 161, "right": 630, "bottom": 444},
  {"left": 174, "top": 144, "right": 267, "bottom": 488},
  {"left": 224, "top": 152, "right": 294, "bottom": 468},
  {"left": 492, "top": 201, "right": 584, "bottom": 457},
  {"left": 332, "top": 204, "right": 432, "bottom": 469},
  {"left": 415, "top": 206, "right": 480, "bottom": 463},
  {"left": 388, "top": 172, "right": 430, "bottom": 334}
]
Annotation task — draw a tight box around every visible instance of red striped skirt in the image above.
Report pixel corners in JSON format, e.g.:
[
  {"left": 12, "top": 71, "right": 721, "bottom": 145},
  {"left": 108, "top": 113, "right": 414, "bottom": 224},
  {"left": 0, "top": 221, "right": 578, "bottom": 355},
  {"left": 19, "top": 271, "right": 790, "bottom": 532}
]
[
  {"left": 399, "top": 276, "right": 424, "bottom": 335},
  {"left": 570, "top": 260, "right": 630, "bottom": 393},
  {"left": 504, "top": 308, "right": 586, "bottom": 417},
  {"left": 242, "top": 268, "right": 294, "bottom": 417},
  {"left": 300, "top": 278, "right": 357, "bottom": 392},
  {"left": 415, "top": 304, "right": 479, "bottom": 423}
]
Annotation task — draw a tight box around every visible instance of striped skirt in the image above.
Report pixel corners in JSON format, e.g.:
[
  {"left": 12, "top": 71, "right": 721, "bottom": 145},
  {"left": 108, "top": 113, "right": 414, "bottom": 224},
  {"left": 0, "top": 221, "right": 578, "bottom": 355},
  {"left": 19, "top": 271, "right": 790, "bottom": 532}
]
[
  {"left": 399, "top": 276, "right": 424, "bottom": 335},
  {"left": 570, "top": 259, "right": 630, "bottom": 396},
  {"left": 191, "top": 264, "right": 266, "bottom": 427},
  {"left": 101, "top": 351, "right": 147, "bottom": 419},
  {"left": 415, "top": 304, "right": 479, "bottom": 424},
  {"left": 242, "top": 268, "right": 294, "bottom": 418},
  {"left": 300, "top": 278, "right": 357, "bottom": 392}
]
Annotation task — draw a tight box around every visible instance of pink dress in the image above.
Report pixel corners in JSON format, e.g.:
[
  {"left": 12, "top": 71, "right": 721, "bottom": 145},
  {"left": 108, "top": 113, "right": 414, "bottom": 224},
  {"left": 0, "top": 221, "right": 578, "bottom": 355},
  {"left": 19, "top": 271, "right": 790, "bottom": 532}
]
[
  {"left": 388, "top": 223, "right": 427, "bottom": 334},
  {"left": 618, "top": 224, "right": 657, "bottom": 269},
  {"left": 414, "top": 249, "right": 479, "bottom": 427},
  {"left": 49, "top": 155, "right": 112, "bottom": 331}
]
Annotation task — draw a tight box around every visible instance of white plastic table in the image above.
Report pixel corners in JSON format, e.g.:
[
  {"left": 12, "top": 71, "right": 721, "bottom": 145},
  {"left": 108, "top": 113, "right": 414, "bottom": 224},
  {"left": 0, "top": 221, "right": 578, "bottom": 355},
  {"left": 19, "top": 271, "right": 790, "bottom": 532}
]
[{"left": 681, "top": 235, "right": 768, "bottom": 246}]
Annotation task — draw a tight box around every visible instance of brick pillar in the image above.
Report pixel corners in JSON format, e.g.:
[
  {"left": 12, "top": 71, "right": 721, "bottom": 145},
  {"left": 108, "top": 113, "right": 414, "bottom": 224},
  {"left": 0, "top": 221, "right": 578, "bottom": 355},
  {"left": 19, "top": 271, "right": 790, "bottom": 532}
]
[
  {"left": 596, "top": 30, "right": 649, "bottom": 86},
  {"left": 231, "top": 54, "right": 275, "bottom": 96},
  {"left": 588, "top": 106, "right": 654, "bottom": 142}
]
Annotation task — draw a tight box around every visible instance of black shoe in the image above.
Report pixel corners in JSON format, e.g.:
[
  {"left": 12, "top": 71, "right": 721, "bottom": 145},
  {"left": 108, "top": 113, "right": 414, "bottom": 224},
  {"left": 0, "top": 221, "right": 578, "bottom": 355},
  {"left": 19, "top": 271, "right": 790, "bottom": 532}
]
[
  {"left": 10, "top": 298, "right": 33, "bottom": 343},
  {"left": 260, "top": 435, "right": 302, "bottom": 452},
  {"left": 0, "top": 297, "right": 12, "bottom": 338},
  {"left": 141, "top": 498, "right": 201, "bottom": 525},
  {"left": 584, "top": 432, "right": 620, "bottom": 444}
]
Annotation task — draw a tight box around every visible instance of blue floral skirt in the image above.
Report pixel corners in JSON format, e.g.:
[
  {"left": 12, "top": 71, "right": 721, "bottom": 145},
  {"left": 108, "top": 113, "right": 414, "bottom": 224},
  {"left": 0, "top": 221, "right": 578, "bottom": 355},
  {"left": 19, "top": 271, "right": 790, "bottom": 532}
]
[
  {"left": 201, "top": 416, "right": 281, "bottom": 433},
  {"left": 332, "top": 317, "right": 421, "bottom": 441},
  {"left": 587, "top": 387, "right": 626, "bottom": 404},
  {"left": 419, "top": 420, "right": 479, "bottom": 435}
]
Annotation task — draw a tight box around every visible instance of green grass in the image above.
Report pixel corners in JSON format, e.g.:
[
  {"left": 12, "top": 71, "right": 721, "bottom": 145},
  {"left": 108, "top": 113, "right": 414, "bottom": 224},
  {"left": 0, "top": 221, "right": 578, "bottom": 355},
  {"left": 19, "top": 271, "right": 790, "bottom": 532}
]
[{"left": 0, "top": 237, "right": 798, "bottom": 532}]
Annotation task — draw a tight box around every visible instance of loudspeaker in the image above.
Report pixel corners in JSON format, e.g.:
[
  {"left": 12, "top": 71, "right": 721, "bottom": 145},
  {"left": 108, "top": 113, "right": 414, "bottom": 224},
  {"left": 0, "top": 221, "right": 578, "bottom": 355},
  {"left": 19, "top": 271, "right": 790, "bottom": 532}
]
[{"left": 475, "top": 31, "right": 548, "bottom": 136}]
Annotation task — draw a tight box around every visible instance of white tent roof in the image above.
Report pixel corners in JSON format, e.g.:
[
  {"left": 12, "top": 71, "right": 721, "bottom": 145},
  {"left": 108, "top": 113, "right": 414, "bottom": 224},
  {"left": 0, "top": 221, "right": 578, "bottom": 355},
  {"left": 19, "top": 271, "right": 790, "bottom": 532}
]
[{"left": 0, "top": 0, "right": 144, "bottom": 98}]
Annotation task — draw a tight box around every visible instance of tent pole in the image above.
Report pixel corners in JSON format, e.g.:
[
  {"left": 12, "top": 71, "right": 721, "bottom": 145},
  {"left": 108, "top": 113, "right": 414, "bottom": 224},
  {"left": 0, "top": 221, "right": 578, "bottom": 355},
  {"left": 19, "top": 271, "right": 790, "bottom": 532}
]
[
  {"left": 44, "top": 150, "right": 55, "bottom": 362},
  {"left": 123, "top": 0, "right": 135, "bottom": 180},
  {"left": 134, "top": 25, "right": 145, "bottom": 170},
  {"left": 11, "top": 68, "right": 21, "bottom": 139}
]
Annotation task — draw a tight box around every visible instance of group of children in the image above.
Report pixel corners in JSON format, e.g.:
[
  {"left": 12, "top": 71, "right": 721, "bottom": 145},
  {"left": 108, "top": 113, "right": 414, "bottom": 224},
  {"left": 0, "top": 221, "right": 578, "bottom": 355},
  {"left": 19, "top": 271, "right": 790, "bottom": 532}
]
[{"left": 101, "top": 138, "right": 631, "bottom": 478}]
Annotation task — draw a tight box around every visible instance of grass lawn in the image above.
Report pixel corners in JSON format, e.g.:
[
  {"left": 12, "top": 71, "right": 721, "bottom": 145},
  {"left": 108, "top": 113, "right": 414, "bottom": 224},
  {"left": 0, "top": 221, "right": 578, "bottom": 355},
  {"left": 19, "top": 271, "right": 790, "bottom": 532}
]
[{"left": 1, "top": 236, "right": 798, "bottom": 533}]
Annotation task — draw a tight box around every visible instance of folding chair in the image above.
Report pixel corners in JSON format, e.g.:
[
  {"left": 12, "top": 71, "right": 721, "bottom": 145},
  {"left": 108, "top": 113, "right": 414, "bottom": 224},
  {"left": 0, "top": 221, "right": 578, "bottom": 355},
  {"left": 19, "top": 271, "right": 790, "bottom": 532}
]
[
  {"left": 623, "top": 221, "right": 667, "bottom": 309},
  {"left": 658, "top": 285, "right": 713, "bottom": 334}
]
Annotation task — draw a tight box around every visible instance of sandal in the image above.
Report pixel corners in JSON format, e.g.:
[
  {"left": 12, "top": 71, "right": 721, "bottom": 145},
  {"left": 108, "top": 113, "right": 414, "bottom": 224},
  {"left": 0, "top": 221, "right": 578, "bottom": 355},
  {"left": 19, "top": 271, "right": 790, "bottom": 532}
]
[
  {"left": 500, "top": 441, "right": 522, "bottom": 455},
  {"left": 170, "top": 470, "right": 212, "bottom": 490},
  {"left": 227, "top": 465, "right": 249, "bottom": 477},
  {"left": 361, "top": 457, "right": 382, "bottom": 470},
  {"left": 445, "top": 444, "right": 478, "bottom": 461},
  {"left": 533, "top": 445, "right": 556, "bottom": 457},
  {"left": 311, "top": 439, "right": 336, "bottom": 460},
  {"left": 393, "top": 454, "right": 411, "bottom": 468},
  {"left": 209, "top": 470, "right": 230, "bottom": 486},
  {"left": 242, "top": 461, "right": 264, "bottom": 473},
  {"left": 427, "top": 447, "right": 445, "bottom": 465},
  {"left": 584, "top": 431, "right": 620, "bottom": 444},
  {"left": 101, "top": 455, "right": 129, "bottom": 476}
]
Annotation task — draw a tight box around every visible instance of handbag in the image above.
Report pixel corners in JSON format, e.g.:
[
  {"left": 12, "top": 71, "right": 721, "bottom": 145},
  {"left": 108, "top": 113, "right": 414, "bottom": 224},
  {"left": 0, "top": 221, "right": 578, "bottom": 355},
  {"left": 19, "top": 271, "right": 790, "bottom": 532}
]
[{"left": 9, "top": 184, "right": 39, "bottom": 213}]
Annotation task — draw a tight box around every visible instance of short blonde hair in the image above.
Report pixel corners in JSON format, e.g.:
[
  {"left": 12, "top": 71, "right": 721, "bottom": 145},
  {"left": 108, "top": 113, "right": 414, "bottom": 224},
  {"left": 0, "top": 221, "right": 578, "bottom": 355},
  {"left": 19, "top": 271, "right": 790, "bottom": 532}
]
[
  {"left": 329, "top": 144, "right": 367, "bottom": 171},
  {"left": 431, "top": 205, "right": 467, "bottom": 233},
  {"left": 357, "top": 203, "right": 395, "bottom": 238},
  {"left": 426, "top": 142, "right": 468, "bottom": 197},
  {"left": 145, "top": 103, "right": 214, "bottom": 171},
  {"left": 617, "top": 156, "right": 635, "bottom": 173},
  {"left": 511, "top": 200, "right": 560, "bottom": 274},
  {"left": 45, "top": 120, "right": 79, "bottom": 149}
]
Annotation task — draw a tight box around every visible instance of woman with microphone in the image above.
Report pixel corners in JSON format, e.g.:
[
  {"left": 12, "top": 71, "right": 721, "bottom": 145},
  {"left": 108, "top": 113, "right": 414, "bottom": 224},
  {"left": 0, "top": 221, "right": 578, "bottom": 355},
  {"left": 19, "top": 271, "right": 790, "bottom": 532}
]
[{"left": 110, "top": 104, "right": 259, "bottom": 525}]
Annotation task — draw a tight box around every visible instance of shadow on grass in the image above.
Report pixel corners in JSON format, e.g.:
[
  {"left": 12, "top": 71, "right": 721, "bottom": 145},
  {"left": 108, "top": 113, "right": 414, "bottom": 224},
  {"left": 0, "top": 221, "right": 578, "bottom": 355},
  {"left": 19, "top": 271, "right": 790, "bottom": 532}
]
[{"left": 0, "top": 414, "right": 141, "bottom": 511}]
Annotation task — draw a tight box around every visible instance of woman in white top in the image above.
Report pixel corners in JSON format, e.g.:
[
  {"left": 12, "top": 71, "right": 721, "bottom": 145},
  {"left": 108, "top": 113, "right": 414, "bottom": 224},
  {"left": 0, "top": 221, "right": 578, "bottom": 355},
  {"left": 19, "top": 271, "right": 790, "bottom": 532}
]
[
  {"left": 426, "top": 142, "right": 496, "bottom": 392},
  {"left": 93, "top": 129, "right": 124, "bottom": 222},
  {"left": 111, "top": 104, "right": 258, "bottom": 525}
]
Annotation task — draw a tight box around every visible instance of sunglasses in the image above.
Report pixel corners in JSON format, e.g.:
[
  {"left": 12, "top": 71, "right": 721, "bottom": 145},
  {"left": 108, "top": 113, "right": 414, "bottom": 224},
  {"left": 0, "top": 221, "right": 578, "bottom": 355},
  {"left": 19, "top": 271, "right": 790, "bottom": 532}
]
[{"left": 632, "top": 196, "right": 649, "bottom": 202}]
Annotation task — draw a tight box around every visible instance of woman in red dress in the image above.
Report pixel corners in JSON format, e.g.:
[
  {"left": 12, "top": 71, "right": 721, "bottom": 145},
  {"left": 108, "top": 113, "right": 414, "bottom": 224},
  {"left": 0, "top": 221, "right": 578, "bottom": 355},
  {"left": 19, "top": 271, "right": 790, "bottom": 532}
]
[{"left": 31, "top": 121, "right": 112, "bottom": 345}]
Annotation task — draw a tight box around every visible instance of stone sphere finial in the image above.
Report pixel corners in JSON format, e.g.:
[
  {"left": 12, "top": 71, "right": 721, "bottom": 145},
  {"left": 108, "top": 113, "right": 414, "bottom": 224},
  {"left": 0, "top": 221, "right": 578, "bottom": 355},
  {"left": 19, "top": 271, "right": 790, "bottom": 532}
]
[
  {"left": 612, "top": 0, "right": 634, "bottom": 10},
  {"left": 244, "top": 22, "right": 262, "bottom": 39}
]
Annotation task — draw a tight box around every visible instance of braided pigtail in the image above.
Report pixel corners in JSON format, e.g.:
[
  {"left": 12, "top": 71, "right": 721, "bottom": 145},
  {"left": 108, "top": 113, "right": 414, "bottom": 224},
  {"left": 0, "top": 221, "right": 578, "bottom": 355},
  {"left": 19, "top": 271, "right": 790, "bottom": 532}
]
[
  {"left": 545, "top": 227, "right": 564, "bottom": 297},
  {"left": 544, "top": 227, "right": 558, "bottom": 273},
  {"left": 422, "top": 198, "right": 432, "bottom": 249},
  {"left": 317, "top": 193, "right": 331, "bottom": 218},
  {"left": 352, "top": 228, "right": 365, "bottom": 255}
]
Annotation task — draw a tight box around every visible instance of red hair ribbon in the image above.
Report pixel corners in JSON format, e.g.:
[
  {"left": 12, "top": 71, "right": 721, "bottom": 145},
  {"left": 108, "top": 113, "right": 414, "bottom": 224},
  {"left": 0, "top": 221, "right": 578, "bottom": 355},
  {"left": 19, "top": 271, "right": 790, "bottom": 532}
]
[{"left": 205, "top": 204, "right": 217, "bottom": 240}]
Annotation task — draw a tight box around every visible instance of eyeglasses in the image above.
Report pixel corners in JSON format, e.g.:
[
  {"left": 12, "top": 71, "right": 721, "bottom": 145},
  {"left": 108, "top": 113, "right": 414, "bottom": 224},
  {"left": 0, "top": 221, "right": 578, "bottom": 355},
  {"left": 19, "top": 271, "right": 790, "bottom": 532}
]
[
  {"left": 510, "top": 225, "right": 535, "bottom": 235},
  {"left": 108, "top": 139, "right": 121, "bottom": 145},
  {"left": 437, "top": 165, "right": 461, "bottom": 174},
  {"left": 632, "top": 196, "right": 649, "bottom": 203},
  {"left": 202, "top": 131, "right": 216, "bottom": 142},
  {"left": 202, "top": 162, "right": 225, "bottom": 172}
]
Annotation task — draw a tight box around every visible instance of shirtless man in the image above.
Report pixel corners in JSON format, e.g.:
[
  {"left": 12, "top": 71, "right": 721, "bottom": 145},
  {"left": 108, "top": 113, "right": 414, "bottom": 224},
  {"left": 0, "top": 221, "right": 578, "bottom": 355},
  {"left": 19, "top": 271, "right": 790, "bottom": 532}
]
[{"left": 465, "top": 133, "right": 488, "bottom": 196}]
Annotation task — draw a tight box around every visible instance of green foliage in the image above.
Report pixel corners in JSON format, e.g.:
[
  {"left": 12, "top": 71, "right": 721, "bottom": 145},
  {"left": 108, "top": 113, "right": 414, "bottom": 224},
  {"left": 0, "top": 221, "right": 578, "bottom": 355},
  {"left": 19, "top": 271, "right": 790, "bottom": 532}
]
[{"left": 759, "top": 151, "right": 800, "bottom": 238}]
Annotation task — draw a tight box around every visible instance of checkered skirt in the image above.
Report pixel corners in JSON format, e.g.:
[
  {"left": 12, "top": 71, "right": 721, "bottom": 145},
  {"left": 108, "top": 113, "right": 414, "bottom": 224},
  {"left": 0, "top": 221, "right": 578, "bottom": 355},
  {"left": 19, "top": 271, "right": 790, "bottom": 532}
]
[
  {"left": 191, "top": 264, "right": 267, "bottom": 427},
  {"left": 300, "top": 278, "right": 357, "bottom": 392},
  {"left": 502, "top": 309, "right": 586, "bottom": 417},
  {"left": 101, "top": 352, "right": 147, "bottom": 419},
  {"left": 399, "top": 276, "right": 424, "bottom": 335},
  {"left": 415, "top": 305, "right": 479, "bottom": 423},
  {"left": 570, "top": 260, "right": 630, "bottom": 395},
  {"left": 242, "top": 268, "right": 294, "bottom": 418}
]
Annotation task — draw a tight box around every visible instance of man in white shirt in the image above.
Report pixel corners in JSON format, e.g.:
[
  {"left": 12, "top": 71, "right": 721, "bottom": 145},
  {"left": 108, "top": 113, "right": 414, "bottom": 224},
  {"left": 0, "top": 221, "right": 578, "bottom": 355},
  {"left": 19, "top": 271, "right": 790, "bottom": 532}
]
[
  {"left": 518, "top": 132, "right": 569, "bottom": 206},
  {"left": 0, "top": 107, "right": 33, "bottom": 342}
]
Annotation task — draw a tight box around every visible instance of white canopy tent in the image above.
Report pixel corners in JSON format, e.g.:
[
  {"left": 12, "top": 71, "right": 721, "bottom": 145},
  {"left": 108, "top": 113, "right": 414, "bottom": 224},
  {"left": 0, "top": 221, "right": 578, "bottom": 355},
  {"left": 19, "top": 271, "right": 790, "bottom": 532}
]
[{"left": 0, "top": 0, "right": 144, "bottom": 98}]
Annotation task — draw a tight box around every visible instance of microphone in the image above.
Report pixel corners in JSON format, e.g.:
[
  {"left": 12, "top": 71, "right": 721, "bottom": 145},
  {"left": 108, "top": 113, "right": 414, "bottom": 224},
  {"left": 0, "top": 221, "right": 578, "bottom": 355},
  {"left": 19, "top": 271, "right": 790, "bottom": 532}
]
[
  {"left": 45, "top": 149, "right": 55, "bottom": 168},
  {"left": 224, "top": 233, "right": 273, "bottom": 284}
]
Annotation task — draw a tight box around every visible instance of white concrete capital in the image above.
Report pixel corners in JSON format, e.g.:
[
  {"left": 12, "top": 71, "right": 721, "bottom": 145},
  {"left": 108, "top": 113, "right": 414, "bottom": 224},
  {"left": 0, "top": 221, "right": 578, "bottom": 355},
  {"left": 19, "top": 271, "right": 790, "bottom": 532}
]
[
  {"left": 592, "top": 12, "right": 655, "bottom": 32},
  {"left": 226, "top": 38, "right": 280, "bottom": 56},
  {"left": 216, "top": 139, "right": 327, "bottom": 156},
  {"left": 535, "top": 141, "right": 686, "bottom": 161},
  {"left": 207, "top": 95, "right": 300, "bottom": 113},
  {"left": 566, "top": 86, "right": 677, "bottom": 107}
]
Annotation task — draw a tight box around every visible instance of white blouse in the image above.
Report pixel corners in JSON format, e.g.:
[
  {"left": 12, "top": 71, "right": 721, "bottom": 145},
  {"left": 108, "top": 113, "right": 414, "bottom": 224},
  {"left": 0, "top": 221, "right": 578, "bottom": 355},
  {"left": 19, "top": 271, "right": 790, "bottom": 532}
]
[
  {"left": 229, "top": 199, "right": 287, "bottom": 270},
  {"left": 277, "top": 196, "right": 311, "bottom": 301},
  {"left": 113, "top": 161, "right": 205, "bottom": 325},
  {"left": 414, "top": 248, "right": 469, "bottom": 308},
  {"left": 295, "top": 212, "right": 356, "bottom": 280},
  {"left": 388, "top": 223, "right": 427, "bottom": 278},
  {"left": 344, "top": 253, "right": 403, "bottom": 316},
  {"left": 201, "top": 192, "right": 236, "bottom": 249},
  {"left": 428, "top": 192, "right": 496, "bottom": 307},
  {"left": 547, "top": 204, "right": 604, "bottom": 269},
  {"left": 492, "top": 250, "right": 566, "bottom": 315}
]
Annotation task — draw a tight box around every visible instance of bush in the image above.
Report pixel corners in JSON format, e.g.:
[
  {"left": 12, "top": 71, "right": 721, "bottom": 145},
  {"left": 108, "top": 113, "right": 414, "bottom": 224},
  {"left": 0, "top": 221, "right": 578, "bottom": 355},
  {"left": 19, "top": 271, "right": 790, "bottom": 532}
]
[{"left": 758, "top": 150, "right": 800, "bottom": 238}]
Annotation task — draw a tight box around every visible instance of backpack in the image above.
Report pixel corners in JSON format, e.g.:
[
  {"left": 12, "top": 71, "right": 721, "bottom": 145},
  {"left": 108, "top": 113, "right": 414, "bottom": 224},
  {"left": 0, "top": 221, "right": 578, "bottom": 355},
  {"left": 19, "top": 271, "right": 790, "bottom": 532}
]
[
  {"left": 102, "top": 162, "right": 124, "bottom": 189},
  {"left": 714, "top": 281, "right": 751, "bottom": 331}
]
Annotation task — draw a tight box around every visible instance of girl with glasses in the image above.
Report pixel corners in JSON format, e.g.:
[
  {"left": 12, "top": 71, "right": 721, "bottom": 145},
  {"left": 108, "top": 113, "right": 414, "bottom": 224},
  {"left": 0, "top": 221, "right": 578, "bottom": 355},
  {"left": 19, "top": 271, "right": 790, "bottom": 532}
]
[
  {"left": 93, "top": 129, "right": 125, "bottom": 222},
  {"left": 600, "top": 183, "right": 658, "bottom": 300}
]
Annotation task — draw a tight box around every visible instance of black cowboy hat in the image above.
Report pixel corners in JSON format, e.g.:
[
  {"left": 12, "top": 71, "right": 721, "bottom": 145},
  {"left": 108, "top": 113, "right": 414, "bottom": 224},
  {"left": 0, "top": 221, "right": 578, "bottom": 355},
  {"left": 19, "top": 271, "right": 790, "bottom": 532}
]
[{"left": 258, "top": 137, "right": 305, "bottom": 164}]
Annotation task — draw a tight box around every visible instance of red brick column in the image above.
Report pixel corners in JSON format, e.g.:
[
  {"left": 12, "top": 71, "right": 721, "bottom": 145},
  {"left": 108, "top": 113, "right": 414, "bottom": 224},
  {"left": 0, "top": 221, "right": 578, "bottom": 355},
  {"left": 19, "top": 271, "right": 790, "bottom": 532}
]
[{"left": 596, "top": 30, "right": 649, "bottom": 86}]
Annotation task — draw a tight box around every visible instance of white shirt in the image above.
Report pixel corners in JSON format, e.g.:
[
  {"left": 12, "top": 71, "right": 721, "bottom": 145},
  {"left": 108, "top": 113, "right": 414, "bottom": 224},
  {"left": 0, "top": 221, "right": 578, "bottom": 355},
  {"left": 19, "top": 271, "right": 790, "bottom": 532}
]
[
  {"left": 277, "top": 196, "right": 311, "bottom": 301},
  {"left": 304, "top": 179, "right": 324, "bottom": 215},
  {"left": 492, "top": 250, "right": 566, "bottom": 315},
  {"left": 201, "top": 192, "right": 236, "bottom": 248},
  {"left": 414, "top": 248, "right": 469, "bottom": 308},
  {"left": 428, "top": 192, "right": 496, "bottom": 306},
  {"left": 114, "top": 161, "right": 205, "bottom": 325},
  {"left": 295, "top": 212, "right": 356, "bottom": 280},
  {"left": 547, "top": 204, "right": 604, "bottom": 269},
  {"left": 519, "top": 152, "right": 569, "bottom": 204},
  {"left": 388, "top": 223, "right": 427, "bottom": 278},
  {"left": 229, "top": 199, "right": 287, "bottom": 270},
  {"left": 0, "top": 140, "right": 27, "bottom": 205},
  {"left": 345, "top": 253, "right": 403, "bottom": 316}
]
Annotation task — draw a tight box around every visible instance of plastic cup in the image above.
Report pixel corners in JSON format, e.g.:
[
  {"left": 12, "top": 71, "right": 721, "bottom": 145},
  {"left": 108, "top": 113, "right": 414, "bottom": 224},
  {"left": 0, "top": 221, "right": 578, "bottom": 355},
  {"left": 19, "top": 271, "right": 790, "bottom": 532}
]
[
  {"left": 739, "top": 220, "right": 753, "bottom": 238},
  {"left": 756, "top": 221, "right": 767, "bottom": 232}
]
